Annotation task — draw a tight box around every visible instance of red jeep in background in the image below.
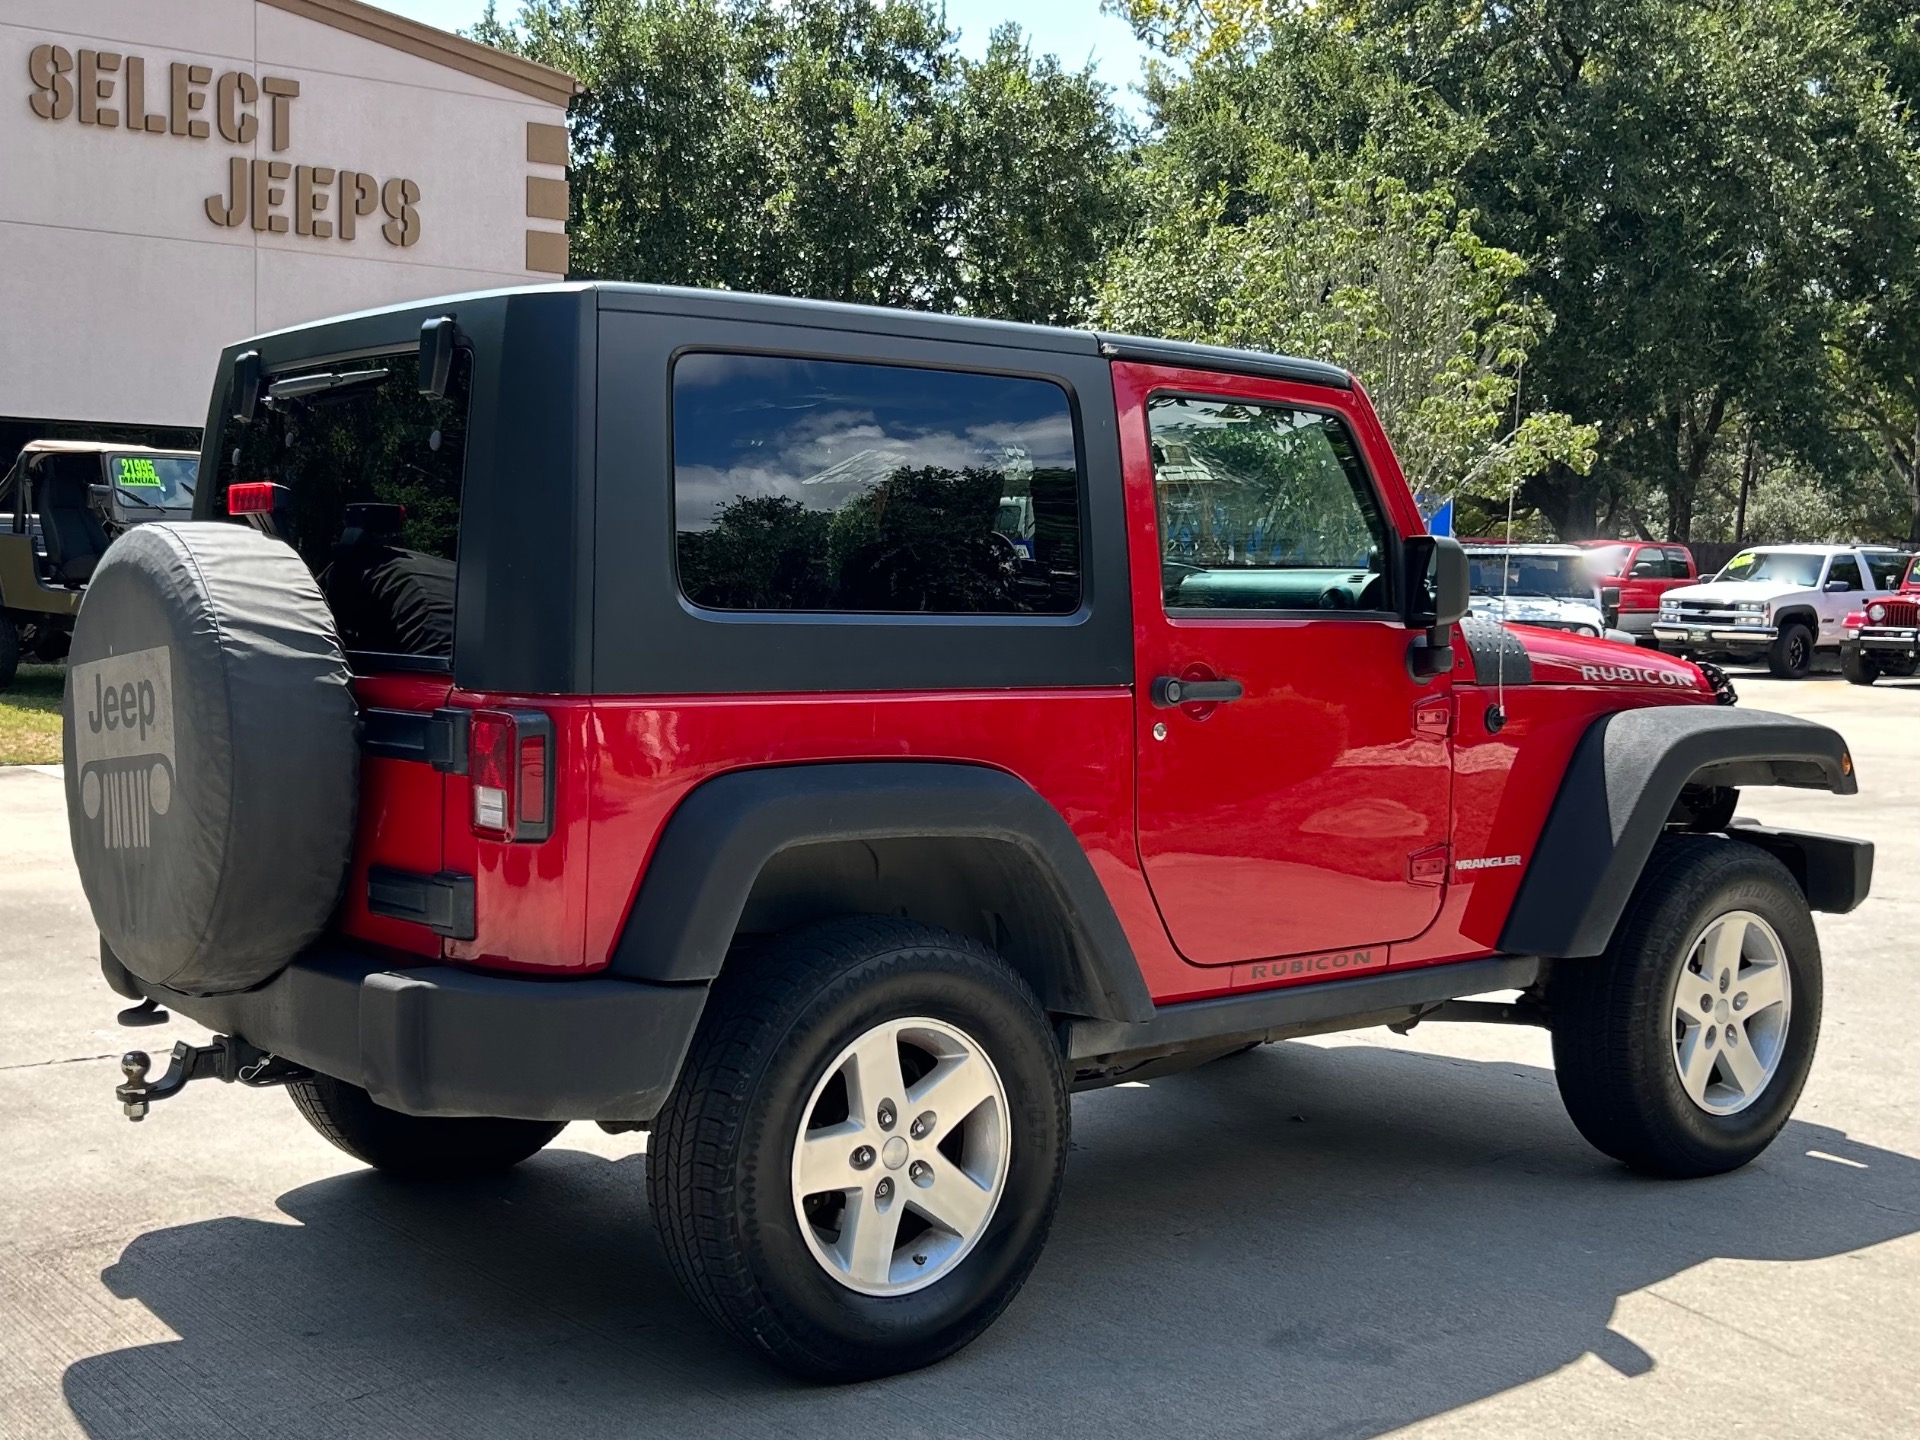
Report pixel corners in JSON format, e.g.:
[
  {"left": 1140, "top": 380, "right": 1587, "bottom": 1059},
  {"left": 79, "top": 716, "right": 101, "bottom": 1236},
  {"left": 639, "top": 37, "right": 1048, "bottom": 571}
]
[
  {"left": 1842, "top": 551, "right": 1920, "bottom": 684},
  {"left": 1579, "top": 538, "right": 1698, "bottom": 644},
  {"left": 66, "top": 286, "right": 1870, "bottom": 1381}
]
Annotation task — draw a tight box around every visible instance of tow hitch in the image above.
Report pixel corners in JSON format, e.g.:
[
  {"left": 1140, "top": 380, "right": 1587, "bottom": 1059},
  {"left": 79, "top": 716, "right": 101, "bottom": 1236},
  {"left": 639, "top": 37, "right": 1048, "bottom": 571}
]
[{"left": 116, "top": 1036, "right": 311, "bottom": 1121}]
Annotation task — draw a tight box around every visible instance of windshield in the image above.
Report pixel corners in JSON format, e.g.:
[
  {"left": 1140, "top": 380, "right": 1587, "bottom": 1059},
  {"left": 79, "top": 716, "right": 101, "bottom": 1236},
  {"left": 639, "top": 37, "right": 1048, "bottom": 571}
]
[
  {"left": 109, "top": 454, "right": 196, "bottom": 510},
  {"left": 1582, "top": 544, "right": 1632, "bottom": 578},
  {"left": 1907, "top": 556, "right": 1920, "bottom": 590},
  {"left": 1716, "top": 551, "right": 1823, "bottom": 587},
  {"left": 1468, "top": 552, "right": 1594, "bottom": 600},
  {"left": 216, "top": 348, "right": 471, "bottom": 663}
]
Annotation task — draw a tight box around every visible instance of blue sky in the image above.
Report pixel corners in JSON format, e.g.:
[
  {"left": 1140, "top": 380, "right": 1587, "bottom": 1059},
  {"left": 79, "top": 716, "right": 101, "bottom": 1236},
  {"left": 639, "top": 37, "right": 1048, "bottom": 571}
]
[{"left": 377, "top": 1, "right": 1151, "bottom": 111}]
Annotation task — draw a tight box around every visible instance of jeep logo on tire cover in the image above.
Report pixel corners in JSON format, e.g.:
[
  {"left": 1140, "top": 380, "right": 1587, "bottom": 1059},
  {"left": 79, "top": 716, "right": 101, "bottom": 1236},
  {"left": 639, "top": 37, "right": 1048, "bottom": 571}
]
[{"left": 72, "top": 646, "right": 175, "bottom": 850}]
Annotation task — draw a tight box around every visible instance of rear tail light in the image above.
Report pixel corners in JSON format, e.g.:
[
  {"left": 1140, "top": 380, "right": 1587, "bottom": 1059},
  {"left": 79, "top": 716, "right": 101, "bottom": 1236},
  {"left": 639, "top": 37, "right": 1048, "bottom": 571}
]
[
  {"left": 226, "top": 481, "right": 279, "bottom": 514},
  {"left": 467, "top": 709, "right": 555, "bottom": 842}
]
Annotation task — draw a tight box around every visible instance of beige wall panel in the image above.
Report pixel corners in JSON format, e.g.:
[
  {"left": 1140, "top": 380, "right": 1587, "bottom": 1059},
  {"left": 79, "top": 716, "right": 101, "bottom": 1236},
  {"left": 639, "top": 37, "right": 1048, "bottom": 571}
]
[
  {"left": 0, "top": 218, "right": 248, "bottom": 425},
  {"left": 0, "top": 3, "right": 255, "bottom": 71},
  {"left": 253, "top": 5, "right": 548, "bottom": 103},
  {"left": 252, "top": 245, "right": 543, "bottom": 336}
]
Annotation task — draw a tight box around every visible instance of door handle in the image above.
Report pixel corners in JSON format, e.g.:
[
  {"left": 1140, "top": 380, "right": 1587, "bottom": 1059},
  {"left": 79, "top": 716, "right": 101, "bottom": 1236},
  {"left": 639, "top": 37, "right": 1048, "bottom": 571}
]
[{"left": 1152, "top": 676, "right": 1244, "bottom": 708}]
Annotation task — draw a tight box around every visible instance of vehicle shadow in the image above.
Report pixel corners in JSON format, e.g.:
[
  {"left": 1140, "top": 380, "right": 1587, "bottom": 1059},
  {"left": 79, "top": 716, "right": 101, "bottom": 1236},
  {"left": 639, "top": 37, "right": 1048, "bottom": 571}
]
[{"left": 63, "top": 1042, "right": 1919, "bottom": 1440}]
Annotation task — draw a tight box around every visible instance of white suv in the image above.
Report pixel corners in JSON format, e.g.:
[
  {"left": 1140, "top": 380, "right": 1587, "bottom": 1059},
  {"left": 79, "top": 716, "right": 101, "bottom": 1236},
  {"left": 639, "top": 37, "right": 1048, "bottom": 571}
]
[{"left": 1653, "top": 544, "right": 1911, "bottom": 678}]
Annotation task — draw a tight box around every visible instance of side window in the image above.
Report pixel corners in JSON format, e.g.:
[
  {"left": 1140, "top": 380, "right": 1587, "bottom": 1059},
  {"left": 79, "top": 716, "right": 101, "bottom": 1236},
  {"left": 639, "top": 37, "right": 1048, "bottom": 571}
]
[
  {"left": 1146, "top": 394, "right": 1390, "bottom": 611},
  {"left": 672, "top": 353, "right": 1082, "bottom": 615},
  {"left": 1827, "top": 555, "right": 1864, "bottom": 592},
  {"left": 1629, "top": 547, "right": 1664, "bottom": 578},
  {"left": 1664, "top": 547, "right": 1693, "bottom": 578},
  {"left": 1864, "top": 553, "right": 1907, "bottom": 589}
]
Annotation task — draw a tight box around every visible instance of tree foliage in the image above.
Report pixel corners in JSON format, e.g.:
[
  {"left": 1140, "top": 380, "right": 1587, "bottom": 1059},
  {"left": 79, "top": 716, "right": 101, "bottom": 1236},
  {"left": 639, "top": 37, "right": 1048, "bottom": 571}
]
[{"left": 475, "top": 0, "right": 1128, "bottom": 324}]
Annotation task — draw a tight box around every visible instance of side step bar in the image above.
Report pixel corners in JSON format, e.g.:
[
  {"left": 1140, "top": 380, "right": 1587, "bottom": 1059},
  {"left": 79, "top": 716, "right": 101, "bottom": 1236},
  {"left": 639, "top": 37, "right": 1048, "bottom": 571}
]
[{"left": 1065, "top": 956, "right": 1542, "bottom": 1064}]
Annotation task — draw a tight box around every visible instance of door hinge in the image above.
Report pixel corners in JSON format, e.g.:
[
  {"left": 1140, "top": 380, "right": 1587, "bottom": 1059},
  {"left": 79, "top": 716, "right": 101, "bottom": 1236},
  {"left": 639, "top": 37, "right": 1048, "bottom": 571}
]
[
  {"left": 1409, "top": 844, "right": 1450, "bottom": 884},
  {"left": 367, "top": 866, "right": 476, "bottom": 940},
  {"left": 358, "top": 707, "right": 470, "bottom": 774},
  {"left": 1413, "top": 695, "right": 1454, "bottom": 738}
]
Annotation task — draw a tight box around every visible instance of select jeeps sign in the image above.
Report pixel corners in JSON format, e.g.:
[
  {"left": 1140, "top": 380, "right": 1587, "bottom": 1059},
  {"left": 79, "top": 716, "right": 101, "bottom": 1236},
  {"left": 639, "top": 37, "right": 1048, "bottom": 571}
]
[
  {"left": 26, "top": 44, "right": 422, "bottom": 246},
  {"left": 72, "top": 646, "right": 176, "bottom": 852}
]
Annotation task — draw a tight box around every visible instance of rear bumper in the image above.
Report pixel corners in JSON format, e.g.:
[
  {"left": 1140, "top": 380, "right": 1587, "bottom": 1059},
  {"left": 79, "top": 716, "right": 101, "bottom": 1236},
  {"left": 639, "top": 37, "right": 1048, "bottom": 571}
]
[{"left": 129, "top": 948, "right": 707, "bottom": 1123}]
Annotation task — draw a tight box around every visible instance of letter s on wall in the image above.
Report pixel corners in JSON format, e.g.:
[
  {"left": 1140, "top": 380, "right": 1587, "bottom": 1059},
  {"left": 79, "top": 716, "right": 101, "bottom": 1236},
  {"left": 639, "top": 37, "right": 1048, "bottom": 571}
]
[{"left": 29, "top": 44, "right": 75, "bottom": 120}]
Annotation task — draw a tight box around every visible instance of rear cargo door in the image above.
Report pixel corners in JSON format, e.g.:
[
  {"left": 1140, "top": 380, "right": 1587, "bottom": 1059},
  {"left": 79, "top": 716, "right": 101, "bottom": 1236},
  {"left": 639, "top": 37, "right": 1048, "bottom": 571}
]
[{"left": 212, "top": 342, "right": 476, "bottom": 955}]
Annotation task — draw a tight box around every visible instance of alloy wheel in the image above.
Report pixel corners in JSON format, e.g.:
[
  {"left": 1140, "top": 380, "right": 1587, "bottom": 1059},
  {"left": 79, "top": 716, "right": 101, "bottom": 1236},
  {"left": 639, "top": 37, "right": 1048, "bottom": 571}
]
[
  {"left": 791, "top": 1017, "right": 1011, "bottom": 1296},
  {"left": 1670, "top": 910, "right": 1793, "bottom": 1116}
]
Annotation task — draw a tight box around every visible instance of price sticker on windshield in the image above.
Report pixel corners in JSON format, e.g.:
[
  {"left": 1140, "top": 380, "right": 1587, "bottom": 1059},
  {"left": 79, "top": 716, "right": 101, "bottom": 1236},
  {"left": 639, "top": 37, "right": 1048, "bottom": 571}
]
[{"left": 116, "top": 457, "right": 163, "bottom": 488}]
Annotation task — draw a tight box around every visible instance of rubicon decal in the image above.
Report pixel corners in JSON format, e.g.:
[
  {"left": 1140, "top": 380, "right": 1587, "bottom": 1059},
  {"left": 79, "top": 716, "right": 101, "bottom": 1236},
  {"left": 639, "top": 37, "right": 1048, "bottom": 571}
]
[
  {"left": 1577, "top": 663, "right": 1693, "bottom": 686},
  {"left": 72, "top": 646, "right": 175, "bottom": 850},
  {"left": 1455, "top": 854, "right": 1523, "bottom": 873},
  {"left": 1246, "top": 949, "right": 1386, "bottom": 982}
]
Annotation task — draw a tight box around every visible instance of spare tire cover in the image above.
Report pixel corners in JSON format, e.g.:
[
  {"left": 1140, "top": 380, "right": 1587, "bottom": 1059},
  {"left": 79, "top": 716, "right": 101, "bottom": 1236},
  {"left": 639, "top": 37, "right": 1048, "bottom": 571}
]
[{"left": 63, "top": 523, "right": 359, "bottom": 994}]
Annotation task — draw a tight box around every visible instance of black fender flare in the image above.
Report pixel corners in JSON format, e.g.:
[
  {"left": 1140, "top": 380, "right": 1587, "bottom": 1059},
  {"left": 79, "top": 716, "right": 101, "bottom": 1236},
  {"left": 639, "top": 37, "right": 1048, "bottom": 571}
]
[
  {"left": 1772, "top": 605, "right": 1819, "bottom": 636},
  {"left": 607, "top": 761, "right": 1155, "bottom": 1024},
  {"left": 1500, "top": 705, "right": 1860, "bottom": 957}
]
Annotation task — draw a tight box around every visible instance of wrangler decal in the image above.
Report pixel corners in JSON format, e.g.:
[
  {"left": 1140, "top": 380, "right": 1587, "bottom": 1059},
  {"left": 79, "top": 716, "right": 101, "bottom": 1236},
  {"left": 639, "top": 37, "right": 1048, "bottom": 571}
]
[{"left": 1455, "top": 854, "right": 1523, "bottom": 873}]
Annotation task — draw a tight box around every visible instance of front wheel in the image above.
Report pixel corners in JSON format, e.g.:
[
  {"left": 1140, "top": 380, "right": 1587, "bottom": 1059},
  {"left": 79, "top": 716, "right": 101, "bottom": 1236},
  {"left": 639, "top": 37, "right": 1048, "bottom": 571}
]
[
  {"left": 288, "top": 1074, "right": 564, "bottom": 1179},
  {"left": 1548, "top": 836, "right": 1821, "bottom": 1177},
  {"left": 1766, "top": 621, "right": 1814, "bottom": 679},
  {"left": 1841, "top": 648, "right": 1880, "bottom": 686},
  {"left": 647, "top": 917, "right": 1067, "bottom": 1381}
]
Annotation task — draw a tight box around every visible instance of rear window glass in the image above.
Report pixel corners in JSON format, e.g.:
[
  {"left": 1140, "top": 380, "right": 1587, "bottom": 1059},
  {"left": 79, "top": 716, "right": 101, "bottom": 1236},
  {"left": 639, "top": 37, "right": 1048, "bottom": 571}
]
[
  {"left": 215, "top": 348, "right": 470, "bottom": 663},
  {"left": 672, "top": 353, "right": 1083, "bottom": 615},
  {"left": 110, "top": 454, "right": 196, "bottom": 511},
  {"left": 1865, "top": 552, "right": 1909, "bottom": 589}
]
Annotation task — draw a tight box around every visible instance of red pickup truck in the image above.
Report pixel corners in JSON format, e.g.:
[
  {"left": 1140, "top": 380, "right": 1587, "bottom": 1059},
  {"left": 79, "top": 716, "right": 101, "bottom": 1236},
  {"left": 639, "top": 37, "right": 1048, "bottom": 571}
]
[
  {"left": 65, "top": 285, "right": 1869, "bottom": 1380},
  {"left": 1579, "top": 539, "right": 1699, "bottom": 644}
]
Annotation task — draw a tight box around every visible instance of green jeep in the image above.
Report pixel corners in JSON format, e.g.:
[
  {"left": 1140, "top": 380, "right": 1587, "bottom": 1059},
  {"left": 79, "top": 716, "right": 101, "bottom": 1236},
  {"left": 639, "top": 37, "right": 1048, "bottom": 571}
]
[{"left": 0, "top": 441, "right": 198, "bottom": 688}]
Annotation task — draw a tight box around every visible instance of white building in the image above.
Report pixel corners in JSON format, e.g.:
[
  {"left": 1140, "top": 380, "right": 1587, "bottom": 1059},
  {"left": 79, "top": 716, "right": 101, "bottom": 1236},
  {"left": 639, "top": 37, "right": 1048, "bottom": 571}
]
[{"left": 1, "top": 0, "right": 578, "bottom": 462}]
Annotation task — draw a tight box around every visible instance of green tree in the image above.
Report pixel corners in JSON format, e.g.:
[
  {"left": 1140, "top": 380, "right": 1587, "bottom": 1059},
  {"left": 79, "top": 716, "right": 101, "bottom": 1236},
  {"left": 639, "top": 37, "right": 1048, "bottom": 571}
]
[
  {"left": 474, "top": 0, "right": 1127, "bottom": 323},
  {"left": 1095, "top": 153, "right": 1595, "bottom": 507},
  {"left": 1112, "top": 0, "right": 1920, "bottom": 542}
]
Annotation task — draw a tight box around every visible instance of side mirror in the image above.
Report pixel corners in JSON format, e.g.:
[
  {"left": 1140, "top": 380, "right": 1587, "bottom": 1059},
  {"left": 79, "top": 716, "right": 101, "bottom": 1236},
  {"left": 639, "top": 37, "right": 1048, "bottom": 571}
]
[
  {"left": 1824, "top": 579, "right": 1852, "bottom": 593},
  {"left": 1403, "top": 534, "right": 1469, "bottom": 677},
  {"left": 1631, "top": 561, "right": 1660, "bottom": 577},
  {"left": 419, "top": 315, "right": 457, "bottom": 397},
  {"left": 1600, "top": 585, "right": 1622, "bottom": 629}
]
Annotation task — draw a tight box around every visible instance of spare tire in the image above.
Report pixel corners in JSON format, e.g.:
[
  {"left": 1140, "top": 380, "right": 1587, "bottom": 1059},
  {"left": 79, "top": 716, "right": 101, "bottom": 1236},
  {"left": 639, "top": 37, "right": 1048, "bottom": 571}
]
[{"left": 63, "top": 523, "right": 359, "bottom": 995}]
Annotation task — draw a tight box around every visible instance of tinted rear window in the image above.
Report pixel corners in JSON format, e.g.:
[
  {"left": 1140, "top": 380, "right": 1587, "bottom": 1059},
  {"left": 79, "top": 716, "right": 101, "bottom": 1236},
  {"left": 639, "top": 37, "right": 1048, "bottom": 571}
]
[
  {"left": 215, "top": 348, "right": 470, "bottom": 663},
  {"left": 672, "top": 353, "right": 1083, "bottom": 615}
]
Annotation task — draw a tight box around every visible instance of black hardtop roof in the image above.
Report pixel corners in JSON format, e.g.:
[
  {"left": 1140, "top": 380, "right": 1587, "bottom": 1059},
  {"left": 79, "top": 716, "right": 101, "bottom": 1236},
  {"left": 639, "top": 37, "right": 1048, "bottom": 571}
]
[{"left": 240, "top": 281, "right": 1354, "bottom": 391}]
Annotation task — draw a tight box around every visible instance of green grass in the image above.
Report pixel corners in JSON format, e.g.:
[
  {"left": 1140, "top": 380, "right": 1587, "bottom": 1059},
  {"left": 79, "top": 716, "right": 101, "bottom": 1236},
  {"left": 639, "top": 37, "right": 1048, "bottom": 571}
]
[{"left": 0, "top": 663, "right": 65, "bottom": 766}]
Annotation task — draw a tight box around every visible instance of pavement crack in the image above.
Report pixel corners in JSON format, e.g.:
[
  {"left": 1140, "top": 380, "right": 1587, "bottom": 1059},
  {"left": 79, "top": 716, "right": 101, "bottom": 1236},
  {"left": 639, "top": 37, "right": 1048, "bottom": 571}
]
[{"left": 0, "top": 1052, "right": 117, "bottom": 1072}]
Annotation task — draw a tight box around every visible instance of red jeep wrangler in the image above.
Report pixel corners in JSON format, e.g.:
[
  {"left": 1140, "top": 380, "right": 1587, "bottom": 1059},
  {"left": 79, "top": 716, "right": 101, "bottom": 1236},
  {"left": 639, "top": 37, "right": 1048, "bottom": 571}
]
[
  {"left": 1841, "top": 552, "right": 1920, "bottom": 684},
  {"left": 66, "top": 286, "right": 1871, "bottom": 1381}
]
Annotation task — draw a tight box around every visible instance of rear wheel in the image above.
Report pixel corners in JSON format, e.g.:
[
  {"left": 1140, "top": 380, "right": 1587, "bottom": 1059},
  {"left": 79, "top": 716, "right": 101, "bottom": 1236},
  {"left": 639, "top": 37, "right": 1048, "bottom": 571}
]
[
  {"left": 648, "top": 916, "right": 1067, "bottom": 1381},
  {"left": 1548, "top": 836, "right": 1820, "bottom": 1177},
  {"left": 1766, "top": 621, "right": 1813, "bottom": 679},
  {"left": 288, "top": 1074, "right": 563, "bottom": 1180},
  {"left": 1841, "top": 648, "right": 1880, "bottom": 686}
]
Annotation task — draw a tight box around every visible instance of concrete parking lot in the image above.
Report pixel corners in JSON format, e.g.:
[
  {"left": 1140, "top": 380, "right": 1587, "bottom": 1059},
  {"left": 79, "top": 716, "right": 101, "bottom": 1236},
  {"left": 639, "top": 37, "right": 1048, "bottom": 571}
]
[{"left": 1, "top": 671, "right": 1914, "bottom": 1439}]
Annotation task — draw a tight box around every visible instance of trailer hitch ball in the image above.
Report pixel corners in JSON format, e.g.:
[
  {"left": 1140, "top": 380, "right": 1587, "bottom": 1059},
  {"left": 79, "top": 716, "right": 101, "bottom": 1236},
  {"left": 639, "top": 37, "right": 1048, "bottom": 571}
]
[{"left": 119, "top": 1052, "right": 153, "bottom": 1121}]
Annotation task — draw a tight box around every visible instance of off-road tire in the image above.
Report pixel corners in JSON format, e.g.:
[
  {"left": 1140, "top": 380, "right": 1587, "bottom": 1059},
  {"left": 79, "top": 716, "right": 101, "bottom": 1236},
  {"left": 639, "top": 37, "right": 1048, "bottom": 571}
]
[
  {"left": 0, "top": 613, "right": 18, "bottom": 690},
  {"left": 1841, "top": 648, "right": 1880, "bottom": 686},
  {"left": 647, "top": 916, "right": 1068, "bottom": 1382},
  {"left": 1766, "top": 621, "right": 1814, "bottom": 679},
  {"left": 1548, "top": 835, "right": 1821, "bottom": 1178},
  {"left": 288, "top": 1074, "right": 564, "bottom": 1180}
]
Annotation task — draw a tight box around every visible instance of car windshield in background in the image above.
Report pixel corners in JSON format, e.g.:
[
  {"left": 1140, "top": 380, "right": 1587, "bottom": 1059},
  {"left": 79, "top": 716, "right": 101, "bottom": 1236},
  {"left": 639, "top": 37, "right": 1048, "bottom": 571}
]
[
  {"left": 1468, "top": 552, "right": 1593, "bottom": 599},
  {"left": 1717, "top": 551, "right": 1823, "bottom": 586},
  {"left": 110, "top": 454, "right": 196, "bottom": 509},
  {"left": 216, "top": 347, "right": 471, "bottom": 662},
  {"left": 1583, "top": 544, "right": 1632, "bottom": 578}
]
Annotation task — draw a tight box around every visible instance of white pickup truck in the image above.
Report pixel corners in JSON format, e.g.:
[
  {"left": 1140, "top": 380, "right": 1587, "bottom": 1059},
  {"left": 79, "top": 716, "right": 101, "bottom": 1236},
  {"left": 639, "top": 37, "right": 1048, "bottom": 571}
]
[{"left": 1652, "top": 544, "right": 1911, "bottom": 678}]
